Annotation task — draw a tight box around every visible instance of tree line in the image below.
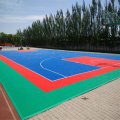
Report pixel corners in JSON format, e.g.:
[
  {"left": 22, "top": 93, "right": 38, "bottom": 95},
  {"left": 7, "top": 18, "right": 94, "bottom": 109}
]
[
  {"left": 0, "top": 32, "right": 20, "bottom": 46},
  {"left": 1, "top": 0, "right": 120, "bottom": 53}
]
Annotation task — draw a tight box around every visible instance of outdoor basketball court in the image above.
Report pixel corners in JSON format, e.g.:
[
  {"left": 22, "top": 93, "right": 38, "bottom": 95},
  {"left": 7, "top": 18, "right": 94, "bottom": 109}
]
[{"left": 0, "top": 48, "right": 120, "bottom": 120}]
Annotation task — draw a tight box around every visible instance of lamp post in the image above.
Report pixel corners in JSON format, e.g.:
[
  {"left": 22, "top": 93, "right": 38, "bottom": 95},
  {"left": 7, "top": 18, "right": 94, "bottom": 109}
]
[
  {"left": 20, "top": 36, "right": 22, "bottom": 48},
  {"left": 21, "top": 36, "right": 25, "bottom": 48},
  {"left": 20, "top": 36, "right": 24, "bottom": 50},
  {"left": 18, "top": 35, "right": 24, "bottom": 50},
  {"left": 0, "top": 33, "right": 2, "bottom": 50}
]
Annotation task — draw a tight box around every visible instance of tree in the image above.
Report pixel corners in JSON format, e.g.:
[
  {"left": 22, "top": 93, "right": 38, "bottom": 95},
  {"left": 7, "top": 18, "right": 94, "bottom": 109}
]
[
  {"left": 65, "top": 9, "right": 71, "bottom": 48},
  {"left": 14, "top": 0, "right": 119, "bottom": 52},
  {"left": 75, "top": 2, "right": 82, "bottom": 49},
  {"left": 14, "top": 34, "right": 21, "bottom": 46},
  {"left": 91, "top": 0, "right": 97, "bottom": 20},
  {"left": 0, "top": 32, "right": 7, "bottom": 44}
]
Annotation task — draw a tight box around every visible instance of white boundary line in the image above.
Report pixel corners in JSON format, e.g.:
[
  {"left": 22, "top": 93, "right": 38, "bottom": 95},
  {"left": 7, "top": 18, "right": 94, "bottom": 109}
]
[
  {"left": 1, "top": 55, "right": 51, "bottom": 81},
  {"left": 40, "top": 57, "right": 66, "bottom": 78},
  {"left": 53, "top": 61, "right": 120, "bottom": 81},
  {"left": 4, "top": 55, "right": 120, "bottom": 82},
  {"left": 0, "top": 85, "right": 17, "bottom": 120},
  {"left": 1, "top": 52, "right": 120, "bottom": 82},
  {"left": 1, "top": 54, "right": 66, "bottom": 81}
]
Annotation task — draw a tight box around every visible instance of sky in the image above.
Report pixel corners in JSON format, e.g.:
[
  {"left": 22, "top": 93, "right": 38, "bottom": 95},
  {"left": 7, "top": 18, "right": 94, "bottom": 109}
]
[{"left": 0, "top": 0, "right": 119, "bottom": 34}]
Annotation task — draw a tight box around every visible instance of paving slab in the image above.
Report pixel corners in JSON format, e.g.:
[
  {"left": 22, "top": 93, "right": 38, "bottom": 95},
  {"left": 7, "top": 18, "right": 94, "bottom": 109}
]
[{"left": 27, "top": 78, "right": 120, "bottom": 120}]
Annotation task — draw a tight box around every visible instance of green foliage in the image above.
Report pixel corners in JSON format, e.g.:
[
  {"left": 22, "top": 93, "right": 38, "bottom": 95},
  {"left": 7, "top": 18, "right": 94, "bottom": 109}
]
[
  {"left": 0, "top": 32, "right": 20, "bottom": 46},
  {"left": 15, "top": 0, "right": 119, "bottom": 52}
]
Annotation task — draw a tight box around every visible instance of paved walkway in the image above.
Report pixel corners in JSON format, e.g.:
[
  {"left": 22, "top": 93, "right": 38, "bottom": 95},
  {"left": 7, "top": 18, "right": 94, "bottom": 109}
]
[{"left": 27, "top": 78, "right": 120, "bottom": 120}]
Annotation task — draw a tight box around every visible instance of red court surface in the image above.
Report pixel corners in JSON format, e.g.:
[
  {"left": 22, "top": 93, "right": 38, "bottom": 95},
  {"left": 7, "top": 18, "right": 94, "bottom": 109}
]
[
  {"left": 17, "top": 50, "right": 36, "bottom": 52},
  {"left": 64, "top": 56, "right": 120, "bottom": 67}
]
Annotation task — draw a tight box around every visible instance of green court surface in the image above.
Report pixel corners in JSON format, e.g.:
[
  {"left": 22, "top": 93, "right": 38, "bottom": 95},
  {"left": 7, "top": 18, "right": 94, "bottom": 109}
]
[{"left": 0, "top": 51, "right": 120, "bottom": 120}]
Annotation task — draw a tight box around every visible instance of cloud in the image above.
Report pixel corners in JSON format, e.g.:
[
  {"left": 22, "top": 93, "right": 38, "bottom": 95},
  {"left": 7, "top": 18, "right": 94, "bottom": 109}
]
[
  {"left": 0, "top": 0, "right": 23, "bottom": 7},
  {"left": 54, "top": 0, "right": 68, "bottom": 1},
  {"left": 0, "top": 0, "right": 24, "bottom": 15},
  {"left": 0, "top": 15, "right": 45, "bottom": 23}
]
